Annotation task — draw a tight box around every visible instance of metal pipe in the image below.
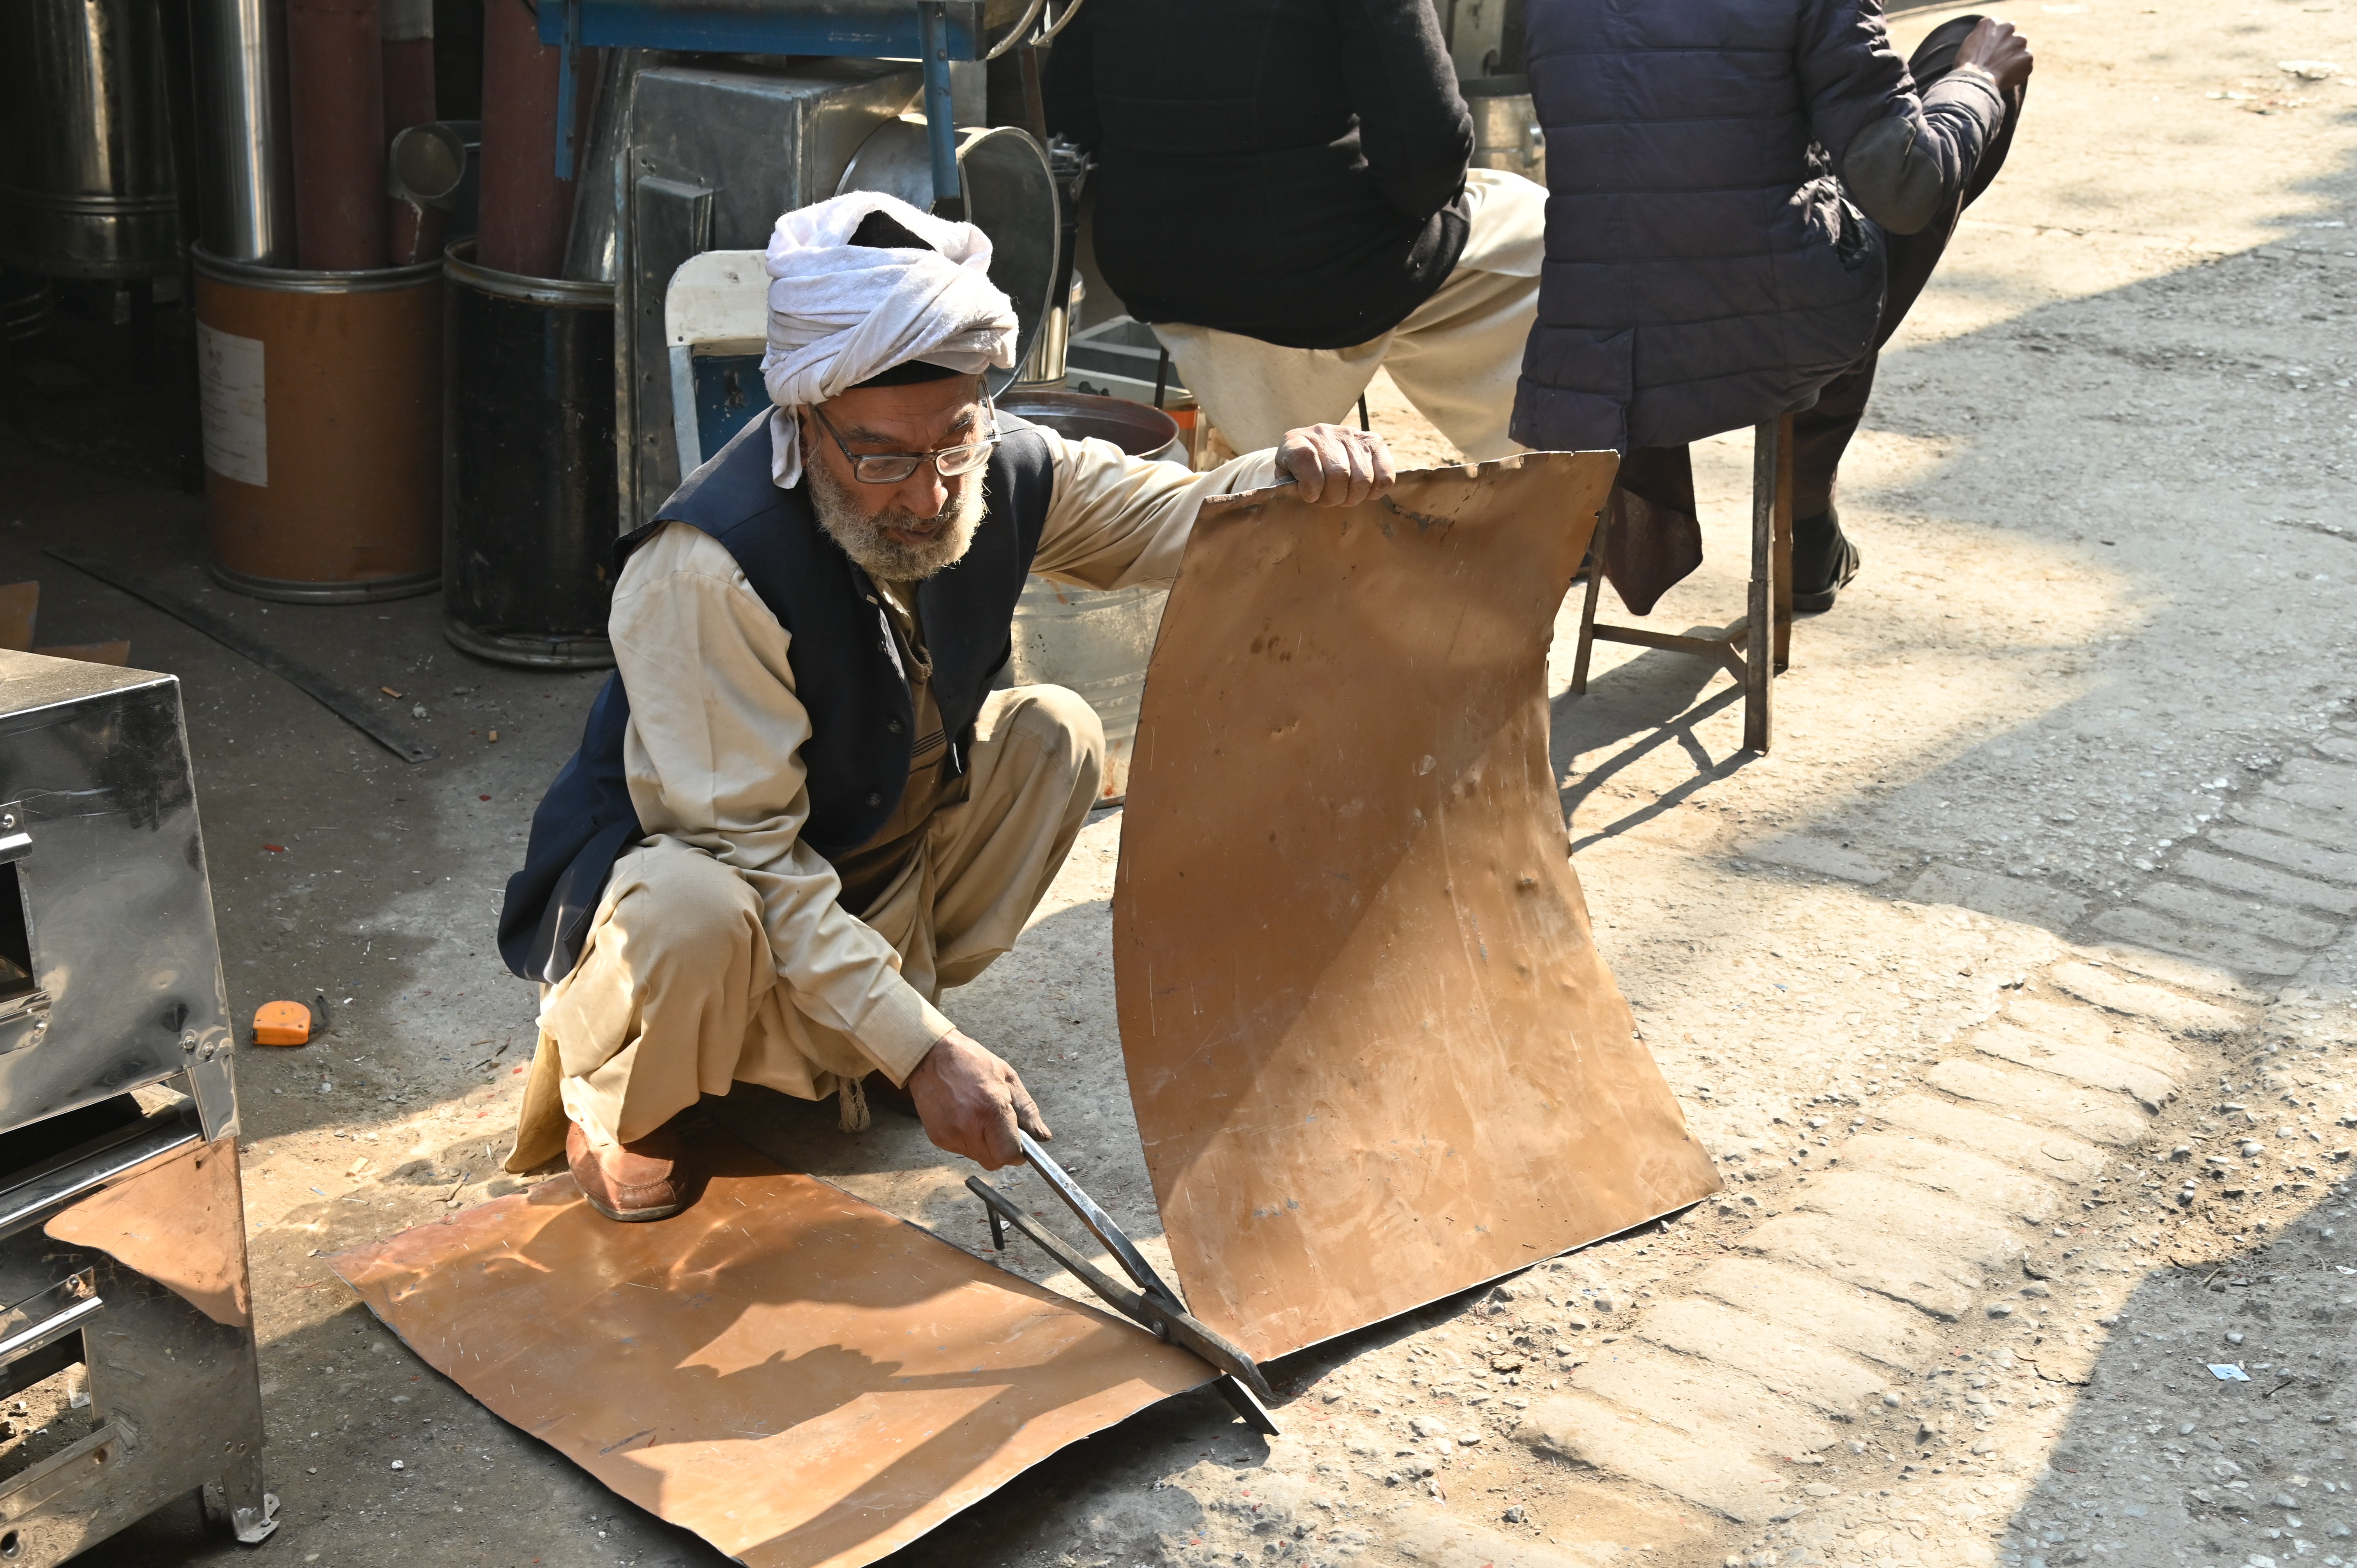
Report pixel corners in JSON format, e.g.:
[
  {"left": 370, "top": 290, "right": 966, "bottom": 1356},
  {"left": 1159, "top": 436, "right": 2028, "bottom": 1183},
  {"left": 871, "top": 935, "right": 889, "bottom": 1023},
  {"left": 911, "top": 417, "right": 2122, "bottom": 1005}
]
[
  {"left": 477, "top": 0, "right": 580, "bottom": 276},
  {"left": 287, "top": 0, "right": 388, "bottom": 268},
  {"left": 1032, "top": 0, "right": 1088, "bottom": 47},
  {"left": 558, "top": 48, "right": 647, "bottom": 283},
  {"left": 382, "top": 0, "right": 440, "bottom": 263},
  {"left": 981, "top": 0, "right": 1046, "bottom": 60},
  {"left": 188, "top": 0, "right": 296, "bottom": 264},
  {"left": 917, "top": 3, "right": 961, "bottom": 216}
]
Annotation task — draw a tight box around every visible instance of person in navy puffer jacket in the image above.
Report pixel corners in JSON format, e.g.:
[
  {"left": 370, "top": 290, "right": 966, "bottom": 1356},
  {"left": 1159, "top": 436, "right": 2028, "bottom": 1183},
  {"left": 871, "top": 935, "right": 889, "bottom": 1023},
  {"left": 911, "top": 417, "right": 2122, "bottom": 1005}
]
[{"left": 1515, "top": 5, "right": 2031, "bottom": 614}]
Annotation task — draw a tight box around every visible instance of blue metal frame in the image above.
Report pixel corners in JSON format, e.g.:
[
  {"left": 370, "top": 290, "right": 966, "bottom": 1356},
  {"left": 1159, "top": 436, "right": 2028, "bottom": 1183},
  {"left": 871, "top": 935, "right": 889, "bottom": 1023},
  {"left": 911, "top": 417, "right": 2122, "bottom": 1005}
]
[{"left": 537, "top": 0, "right": 981, "bottom": 205}]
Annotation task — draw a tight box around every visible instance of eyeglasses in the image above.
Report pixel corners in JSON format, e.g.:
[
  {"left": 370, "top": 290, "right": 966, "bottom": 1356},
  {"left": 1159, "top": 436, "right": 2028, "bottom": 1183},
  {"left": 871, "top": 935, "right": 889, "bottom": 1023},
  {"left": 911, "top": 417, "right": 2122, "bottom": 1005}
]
[{"left": 807, "top": 392, "right": 999, "bottom": 484}]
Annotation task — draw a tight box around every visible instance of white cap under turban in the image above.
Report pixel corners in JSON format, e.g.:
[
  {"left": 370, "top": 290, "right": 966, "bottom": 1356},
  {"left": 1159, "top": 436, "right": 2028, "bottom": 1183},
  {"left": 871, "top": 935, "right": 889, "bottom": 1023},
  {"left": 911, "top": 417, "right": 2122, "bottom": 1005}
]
[{"left": 759, "top": 191, "right": 1020, "bottom": 488}]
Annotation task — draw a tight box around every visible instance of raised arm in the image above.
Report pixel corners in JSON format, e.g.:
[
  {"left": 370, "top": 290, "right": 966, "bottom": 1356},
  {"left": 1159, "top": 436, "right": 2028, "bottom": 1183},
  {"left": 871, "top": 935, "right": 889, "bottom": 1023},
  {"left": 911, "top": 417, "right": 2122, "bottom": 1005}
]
[{"left": 1339, "top": 0, "right": 1475, "bottom": 222}]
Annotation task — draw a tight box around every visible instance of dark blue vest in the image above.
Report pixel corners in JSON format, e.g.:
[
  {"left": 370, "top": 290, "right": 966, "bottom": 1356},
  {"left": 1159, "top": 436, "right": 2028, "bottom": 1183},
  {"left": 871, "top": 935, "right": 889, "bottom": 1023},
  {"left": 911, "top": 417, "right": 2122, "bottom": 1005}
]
[{"left": 496, "top": 411, "right": 1058, "bottom": 984}]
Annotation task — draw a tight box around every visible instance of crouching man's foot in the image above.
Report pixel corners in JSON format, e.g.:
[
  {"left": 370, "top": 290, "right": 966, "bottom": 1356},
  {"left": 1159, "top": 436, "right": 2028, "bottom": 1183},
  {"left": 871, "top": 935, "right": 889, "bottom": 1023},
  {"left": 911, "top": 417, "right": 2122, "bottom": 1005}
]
[{"left": 567, "top": 1118, "right": 695, "bottom": 1222}]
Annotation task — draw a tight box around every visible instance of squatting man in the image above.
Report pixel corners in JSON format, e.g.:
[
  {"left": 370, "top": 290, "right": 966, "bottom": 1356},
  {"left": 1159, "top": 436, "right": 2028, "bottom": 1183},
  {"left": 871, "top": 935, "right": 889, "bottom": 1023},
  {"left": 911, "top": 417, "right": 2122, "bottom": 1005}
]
[{"left": 496, "top": 192, "right": 1399, "bottom": 1220}]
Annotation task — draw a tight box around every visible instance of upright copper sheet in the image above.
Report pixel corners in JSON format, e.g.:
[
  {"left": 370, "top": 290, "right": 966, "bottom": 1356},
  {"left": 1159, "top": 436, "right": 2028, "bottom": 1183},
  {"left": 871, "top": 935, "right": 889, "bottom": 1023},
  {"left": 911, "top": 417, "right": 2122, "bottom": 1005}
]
[
  {"left": 332, "top": 1149, "right": 1211, "bottom": 1568},
  {"left": 1114, "top": 454, "right": 1721, "bottom": 1362}
]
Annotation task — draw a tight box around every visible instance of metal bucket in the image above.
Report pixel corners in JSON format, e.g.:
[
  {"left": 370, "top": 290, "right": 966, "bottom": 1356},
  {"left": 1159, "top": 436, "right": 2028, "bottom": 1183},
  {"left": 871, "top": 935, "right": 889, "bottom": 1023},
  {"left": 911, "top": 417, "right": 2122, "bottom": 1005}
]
[
  {"left": 441, "top": 242, "right": 618, "bottom": 669},
  {"left": 193, "top": 248, "right": 443, "bottom": 602},
  {"left": 0, "top": 0, "right": 188, "bottom": 278},
  {"left": 1462, "top": 76, "right": 1546, "bottom": 186},
  {"left": 995, "top": 391, "right": 1182, "bottom": 800}
]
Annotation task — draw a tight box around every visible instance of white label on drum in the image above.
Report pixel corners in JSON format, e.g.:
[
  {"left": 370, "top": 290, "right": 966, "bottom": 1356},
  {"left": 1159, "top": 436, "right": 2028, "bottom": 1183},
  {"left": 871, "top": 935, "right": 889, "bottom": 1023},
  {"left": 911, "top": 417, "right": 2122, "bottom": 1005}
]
[{"left": 197, "top": 323, "right": 267, "bottom": 487}]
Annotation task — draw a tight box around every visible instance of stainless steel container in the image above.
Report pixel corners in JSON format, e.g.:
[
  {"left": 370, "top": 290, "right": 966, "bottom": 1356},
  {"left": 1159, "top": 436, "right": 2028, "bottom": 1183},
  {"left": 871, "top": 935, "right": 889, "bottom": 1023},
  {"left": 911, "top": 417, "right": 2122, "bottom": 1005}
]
[
  {"left": 1462, "top": 76, "right": 1546, "bottom": 186},
  {"left": 0, "top": 651, "right": 276, "bottom": 1563},
  {"left": 995, "top": 392, "right": 1182, "bottom": 801},
  {"left": 1015, "top": 273, "right": 1083, "bottom": 387},
  {"left": 0, "top": 0, "right": 188, "bottom": 278},
  {"left": 189, "top": 0, "right": 297, "bottom": 264}
]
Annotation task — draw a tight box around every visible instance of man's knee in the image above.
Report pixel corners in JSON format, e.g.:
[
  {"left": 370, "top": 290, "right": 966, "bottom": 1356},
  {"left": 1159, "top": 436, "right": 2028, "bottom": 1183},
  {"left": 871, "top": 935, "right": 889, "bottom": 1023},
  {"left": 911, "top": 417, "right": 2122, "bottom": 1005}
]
[
  {"left": 990, "top": 685, "right": 1106, "bottom": 787},
  {"left": 603, "top": 844, "right": 764, "bottom": 983}
]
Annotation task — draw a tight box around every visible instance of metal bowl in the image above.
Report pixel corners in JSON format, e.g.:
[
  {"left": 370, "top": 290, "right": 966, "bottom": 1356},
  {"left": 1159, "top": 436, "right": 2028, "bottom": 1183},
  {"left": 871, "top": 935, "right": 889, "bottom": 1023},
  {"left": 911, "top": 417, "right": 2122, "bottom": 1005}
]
[{"left": 996, "top": 388, "right": 1182, "bottom": 464}]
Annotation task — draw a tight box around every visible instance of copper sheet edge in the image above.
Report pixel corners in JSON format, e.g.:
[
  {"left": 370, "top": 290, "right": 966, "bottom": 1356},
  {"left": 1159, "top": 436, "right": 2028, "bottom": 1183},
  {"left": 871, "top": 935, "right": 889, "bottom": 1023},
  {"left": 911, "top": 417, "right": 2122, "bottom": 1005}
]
[
  {"left": 331, "top": 1148, "right": 1213, "bottom": 1568},
  {"left": 1114, "top": 453, "right": 1723, "bottom": 1363}
]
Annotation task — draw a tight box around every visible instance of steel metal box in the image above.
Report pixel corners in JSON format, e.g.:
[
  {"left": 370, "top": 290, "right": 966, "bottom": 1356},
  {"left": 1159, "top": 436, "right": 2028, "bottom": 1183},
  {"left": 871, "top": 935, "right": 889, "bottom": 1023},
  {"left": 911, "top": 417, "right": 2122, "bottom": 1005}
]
[{"left": 0, "top": 652, "right": 273, "bottom": 1560}]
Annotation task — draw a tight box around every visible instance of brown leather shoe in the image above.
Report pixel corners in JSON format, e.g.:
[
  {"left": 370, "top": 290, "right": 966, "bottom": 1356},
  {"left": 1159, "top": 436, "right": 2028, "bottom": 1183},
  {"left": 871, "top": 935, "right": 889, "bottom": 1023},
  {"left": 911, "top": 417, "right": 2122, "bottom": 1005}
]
[{"left": 567, "top": 1118, "right": 694, "bottom": 1222}]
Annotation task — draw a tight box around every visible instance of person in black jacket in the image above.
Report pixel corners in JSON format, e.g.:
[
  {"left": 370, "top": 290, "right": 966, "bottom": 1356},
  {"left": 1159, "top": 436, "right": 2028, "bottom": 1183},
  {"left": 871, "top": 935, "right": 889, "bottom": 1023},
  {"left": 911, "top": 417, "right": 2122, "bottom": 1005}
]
[
  {"left": 1045, "top": 0, "right": 1544, "bottom": 461},
  {"left": 1518, "top": 5, "right": 2031, "bottom": 613}
]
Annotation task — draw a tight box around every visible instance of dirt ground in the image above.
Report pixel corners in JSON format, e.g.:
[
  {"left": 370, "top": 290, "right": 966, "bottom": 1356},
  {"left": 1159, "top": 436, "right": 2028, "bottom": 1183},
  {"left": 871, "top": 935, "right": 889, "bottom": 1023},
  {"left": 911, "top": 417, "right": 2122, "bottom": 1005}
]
[{"left": 2, "top": 0, "right": 2354, "bottom": 1564}]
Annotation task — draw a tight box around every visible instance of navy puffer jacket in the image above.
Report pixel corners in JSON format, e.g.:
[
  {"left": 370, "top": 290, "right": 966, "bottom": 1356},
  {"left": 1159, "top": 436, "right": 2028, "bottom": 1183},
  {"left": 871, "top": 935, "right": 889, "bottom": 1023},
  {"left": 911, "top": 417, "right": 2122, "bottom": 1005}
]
[{"left": 1512, "top": 0, "right": 1928, "bottom": 452}]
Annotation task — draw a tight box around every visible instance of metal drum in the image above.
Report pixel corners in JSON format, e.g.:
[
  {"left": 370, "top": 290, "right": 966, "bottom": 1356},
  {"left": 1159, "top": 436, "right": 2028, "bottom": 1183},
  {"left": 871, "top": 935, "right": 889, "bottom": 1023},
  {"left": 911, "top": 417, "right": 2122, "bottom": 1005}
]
[
  {"left": 0, "top": 0, "right": 187, "bottom": 278},
  {"left": 995, "top": 391, "right": 1182, "bottom": 801},
  {"left": 193, "top": 249, "right": 443, "bottom": 602},
  {"left": 1461, "top": 76, "right": 1546, "bottom": 186},
  {"left": 442, "top": 242, "right": 618, "bottom": 669}
]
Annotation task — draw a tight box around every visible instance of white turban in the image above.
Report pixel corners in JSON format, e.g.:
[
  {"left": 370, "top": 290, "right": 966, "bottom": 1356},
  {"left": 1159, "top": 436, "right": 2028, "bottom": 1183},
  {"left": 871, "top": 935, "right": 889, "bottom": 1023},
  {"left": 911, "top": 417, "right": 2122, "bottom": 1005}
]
[{"left": 759, "top": 191, "right": 1020, "bottom": 488}]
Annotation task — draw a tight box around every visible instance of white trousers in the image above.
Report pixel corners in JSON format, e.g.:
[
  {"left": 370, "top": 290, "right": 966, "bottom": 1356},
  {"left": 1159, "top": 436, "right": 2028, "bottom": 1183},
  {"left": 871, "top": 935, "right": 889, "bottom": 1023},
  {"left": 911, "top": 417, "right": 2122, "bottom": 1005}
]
[{"left": 1150, "top": 169, "right": 1548, "bottom": 461}]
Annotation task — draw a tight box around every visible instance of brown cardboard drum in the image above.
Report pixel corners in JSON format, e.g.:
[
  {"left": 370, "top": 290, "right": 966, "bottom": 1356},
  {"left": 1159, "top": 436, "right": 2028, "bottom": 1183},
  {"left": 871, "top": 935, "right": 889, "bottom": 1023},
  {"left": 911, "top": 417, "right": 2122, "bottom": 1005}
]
[{"left": 194, "top": 247, "right": 443, "bottom": 602}]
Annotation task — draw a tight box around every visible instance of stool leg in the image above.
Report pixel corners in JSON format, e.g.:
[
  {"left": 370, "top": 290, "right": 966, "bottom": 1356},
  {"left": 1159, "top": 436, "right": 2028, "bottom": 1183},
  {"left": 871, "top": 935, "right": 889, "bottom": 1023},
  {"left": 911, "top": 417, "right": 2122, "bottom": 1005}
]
[
  {"left": 1571, "top": 503, "right": 1608, "bottom": 695},
  {"left": 1743, "top": 420, "right": 1776, "bottom": 753},
  {"left": 1773, "top": 411, "right": 1794, "bottom": 674}
]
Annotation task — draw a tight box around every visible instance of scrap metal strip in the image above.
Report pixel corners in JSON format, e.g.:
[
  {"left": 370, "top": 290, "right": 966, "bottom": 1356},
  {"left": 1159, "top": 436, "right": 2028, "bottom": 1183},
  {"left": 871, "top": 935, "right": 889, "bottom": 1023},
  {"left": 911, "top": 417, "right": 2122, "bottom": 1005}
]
[{"left": 45, "top": 549, "right": 436, "bottom": 763}]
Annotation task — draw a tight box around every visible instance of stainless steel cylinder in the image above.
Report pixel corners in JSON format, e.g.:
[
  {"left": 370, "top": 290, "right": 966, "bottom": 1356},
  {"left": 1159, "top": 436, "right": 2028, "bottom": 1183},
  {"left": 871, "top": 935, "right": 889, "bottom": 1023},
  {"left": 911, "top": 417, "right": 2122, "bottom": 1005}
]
[
  {"left": 1462, "top": 77, "right": 1546, "bottom": 186},
  {"left": 1014, "top": 272, "right": 1082, "bottom": 387},
  {"left": 189, "top": 0, "right": 296, "bottom": 264},
  {"left": 0, "top": 0, "right": 188, "bottom": 278}
]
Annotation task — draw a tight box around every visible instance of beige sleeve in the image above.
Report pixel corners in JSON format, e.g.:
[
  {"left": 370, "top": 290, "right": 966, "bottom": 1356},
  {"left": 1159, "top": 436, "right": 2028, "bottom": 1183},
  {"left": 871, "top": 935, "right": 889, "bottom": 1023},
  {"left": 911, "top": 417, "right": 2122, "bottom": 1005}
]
[
  {"left": 1026, "top": 426, "right": 1284, "bottom": 592},
  {"left": 610, "top": 523, "right": 954, "bottom": 1083}
]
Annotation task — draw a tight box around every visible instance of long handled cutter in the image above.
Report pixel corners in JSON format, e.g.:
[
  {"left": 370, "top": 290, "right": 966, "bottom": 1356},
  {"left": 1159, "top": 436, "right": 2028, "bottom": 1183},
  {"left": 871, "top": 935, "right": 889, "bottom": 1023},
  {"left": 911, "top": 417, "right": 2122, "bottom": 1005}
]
[{"left": 968, "top": 1129, "right": 1279, "bottom": 1434}]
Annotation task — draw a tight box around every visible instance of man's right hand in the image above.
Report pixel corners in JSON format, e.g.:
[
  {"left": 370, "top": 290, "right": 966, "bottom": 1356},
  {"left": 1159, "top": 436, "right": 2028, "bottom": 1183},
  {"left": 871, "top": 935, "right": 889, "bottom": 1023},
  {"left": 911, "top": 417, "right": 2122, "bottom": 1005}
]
[
  {"left": 905, "top": 1028, "right": 1049, "bottom": 1170},
  {"left": 1956, "top": 16, "right": 2033, "bottom": 95}
]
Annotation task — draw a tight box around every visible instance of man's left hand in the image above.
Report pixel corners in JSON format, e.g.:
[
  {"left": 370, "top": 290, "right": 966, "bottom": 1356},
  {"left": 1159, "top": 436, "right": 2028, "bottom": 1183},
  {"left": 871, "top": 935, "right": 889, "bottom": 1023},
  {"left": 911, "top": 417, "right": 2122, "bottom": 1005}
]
[{"left": 1277, "top": 423, "right": 1396, "bottom": 507}]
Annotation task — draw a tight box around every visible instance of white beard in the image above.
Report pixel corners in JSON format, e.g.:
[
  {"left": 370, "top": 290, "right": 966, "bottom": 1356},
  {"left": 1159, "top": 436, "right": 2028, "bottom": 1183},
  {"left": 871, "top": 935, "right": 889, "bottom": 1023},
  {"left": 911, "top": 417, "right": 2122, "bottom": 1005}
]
[{"left": 806, "top": 458, "right": 985, "bottom": 581}]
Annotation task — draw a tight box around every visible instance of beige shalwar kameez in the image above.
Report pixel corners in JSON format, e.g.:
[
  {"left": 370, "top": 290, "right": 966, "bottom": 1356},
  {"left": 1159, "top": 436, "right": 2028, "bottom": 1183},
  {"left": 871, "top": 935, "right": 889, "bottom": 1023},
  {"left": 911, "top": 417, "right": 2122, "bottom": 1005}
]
[
  {"left": 506, "top": 421, "right": 1278, "bottom": 1172},
  {"left": 1148, "top": 168, "right": 1548, "bottom": 461}
]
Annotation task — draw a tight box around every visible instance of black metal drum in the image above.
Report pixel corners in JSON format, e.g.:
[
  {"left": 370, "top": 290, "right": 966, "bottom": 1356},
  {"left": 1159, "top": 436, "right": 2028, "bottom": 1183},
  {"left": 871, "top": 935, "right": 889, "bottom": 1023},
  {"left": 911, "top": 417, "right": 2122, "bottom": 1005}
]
[{"left": 442, "top": 241, "right": 618, "bottom": 669}]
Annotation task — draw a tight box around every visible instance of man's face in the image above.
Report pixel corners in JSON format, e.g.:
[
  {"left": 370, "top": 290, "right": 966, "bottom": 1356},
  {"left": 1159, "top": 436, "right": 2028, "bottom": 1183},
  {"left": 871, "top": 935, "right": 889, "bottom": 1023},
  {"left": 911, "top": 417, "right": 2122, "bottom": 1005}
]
[{"left": 800, "top": 375, "right": 989, "bottom": 581}]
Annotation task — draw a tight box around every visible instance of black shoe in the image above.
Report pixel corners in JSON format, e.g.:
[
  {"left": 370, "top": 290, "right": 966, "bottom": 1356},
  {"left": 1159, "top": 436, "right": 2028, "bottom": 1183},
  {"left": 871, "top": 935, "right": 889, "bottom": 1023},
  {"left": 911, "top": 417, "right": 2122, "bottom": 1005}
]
[{"left": 1791, "top": 507, "right": 1861, "bottom": 613}]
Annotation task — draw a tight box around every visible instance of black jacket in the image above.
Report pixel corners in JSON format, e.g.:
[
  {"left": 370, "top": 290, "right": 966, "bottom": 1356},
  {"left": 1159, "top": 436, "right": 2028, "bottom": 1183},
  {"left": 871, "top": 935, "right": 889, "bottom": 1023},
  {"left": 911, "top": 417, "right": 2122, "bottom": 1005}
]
[
  {"left": 1045, "top": 0, "right": 1474, "bottom": 351},
  {"left": 497, "top": 414, "right": 1057, "bottom": 985},
  {"left": 1512, "top": 0, "right": 2005, "bottom": 452}
]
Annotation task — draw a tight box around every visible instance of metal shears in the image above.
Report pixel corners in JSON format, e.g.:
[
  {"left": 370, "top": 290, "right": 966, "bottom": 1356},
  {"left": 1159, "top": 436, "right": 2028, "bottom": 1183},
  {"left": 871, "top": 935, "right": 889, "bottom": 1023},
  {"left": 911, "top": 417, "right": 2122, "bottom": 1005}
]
[{"left": 968, "top": 1130, "right": 1279, "bottom": 1435}]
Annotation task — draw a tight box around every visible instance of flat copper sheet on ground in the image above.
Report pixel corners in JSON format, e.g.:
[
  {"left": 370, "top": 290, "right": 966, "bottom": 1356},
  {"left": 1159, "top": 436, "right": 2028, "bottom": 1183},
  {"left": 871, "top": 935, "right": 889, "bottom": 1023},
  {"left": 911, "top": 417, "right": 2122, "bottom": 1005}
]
[
  {"left": 331, "top": 1147, "right": 1210, "bottom": 1568},
  {"left": 1114, "top": 454, "right": 1722, "bottom": 1362}
]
